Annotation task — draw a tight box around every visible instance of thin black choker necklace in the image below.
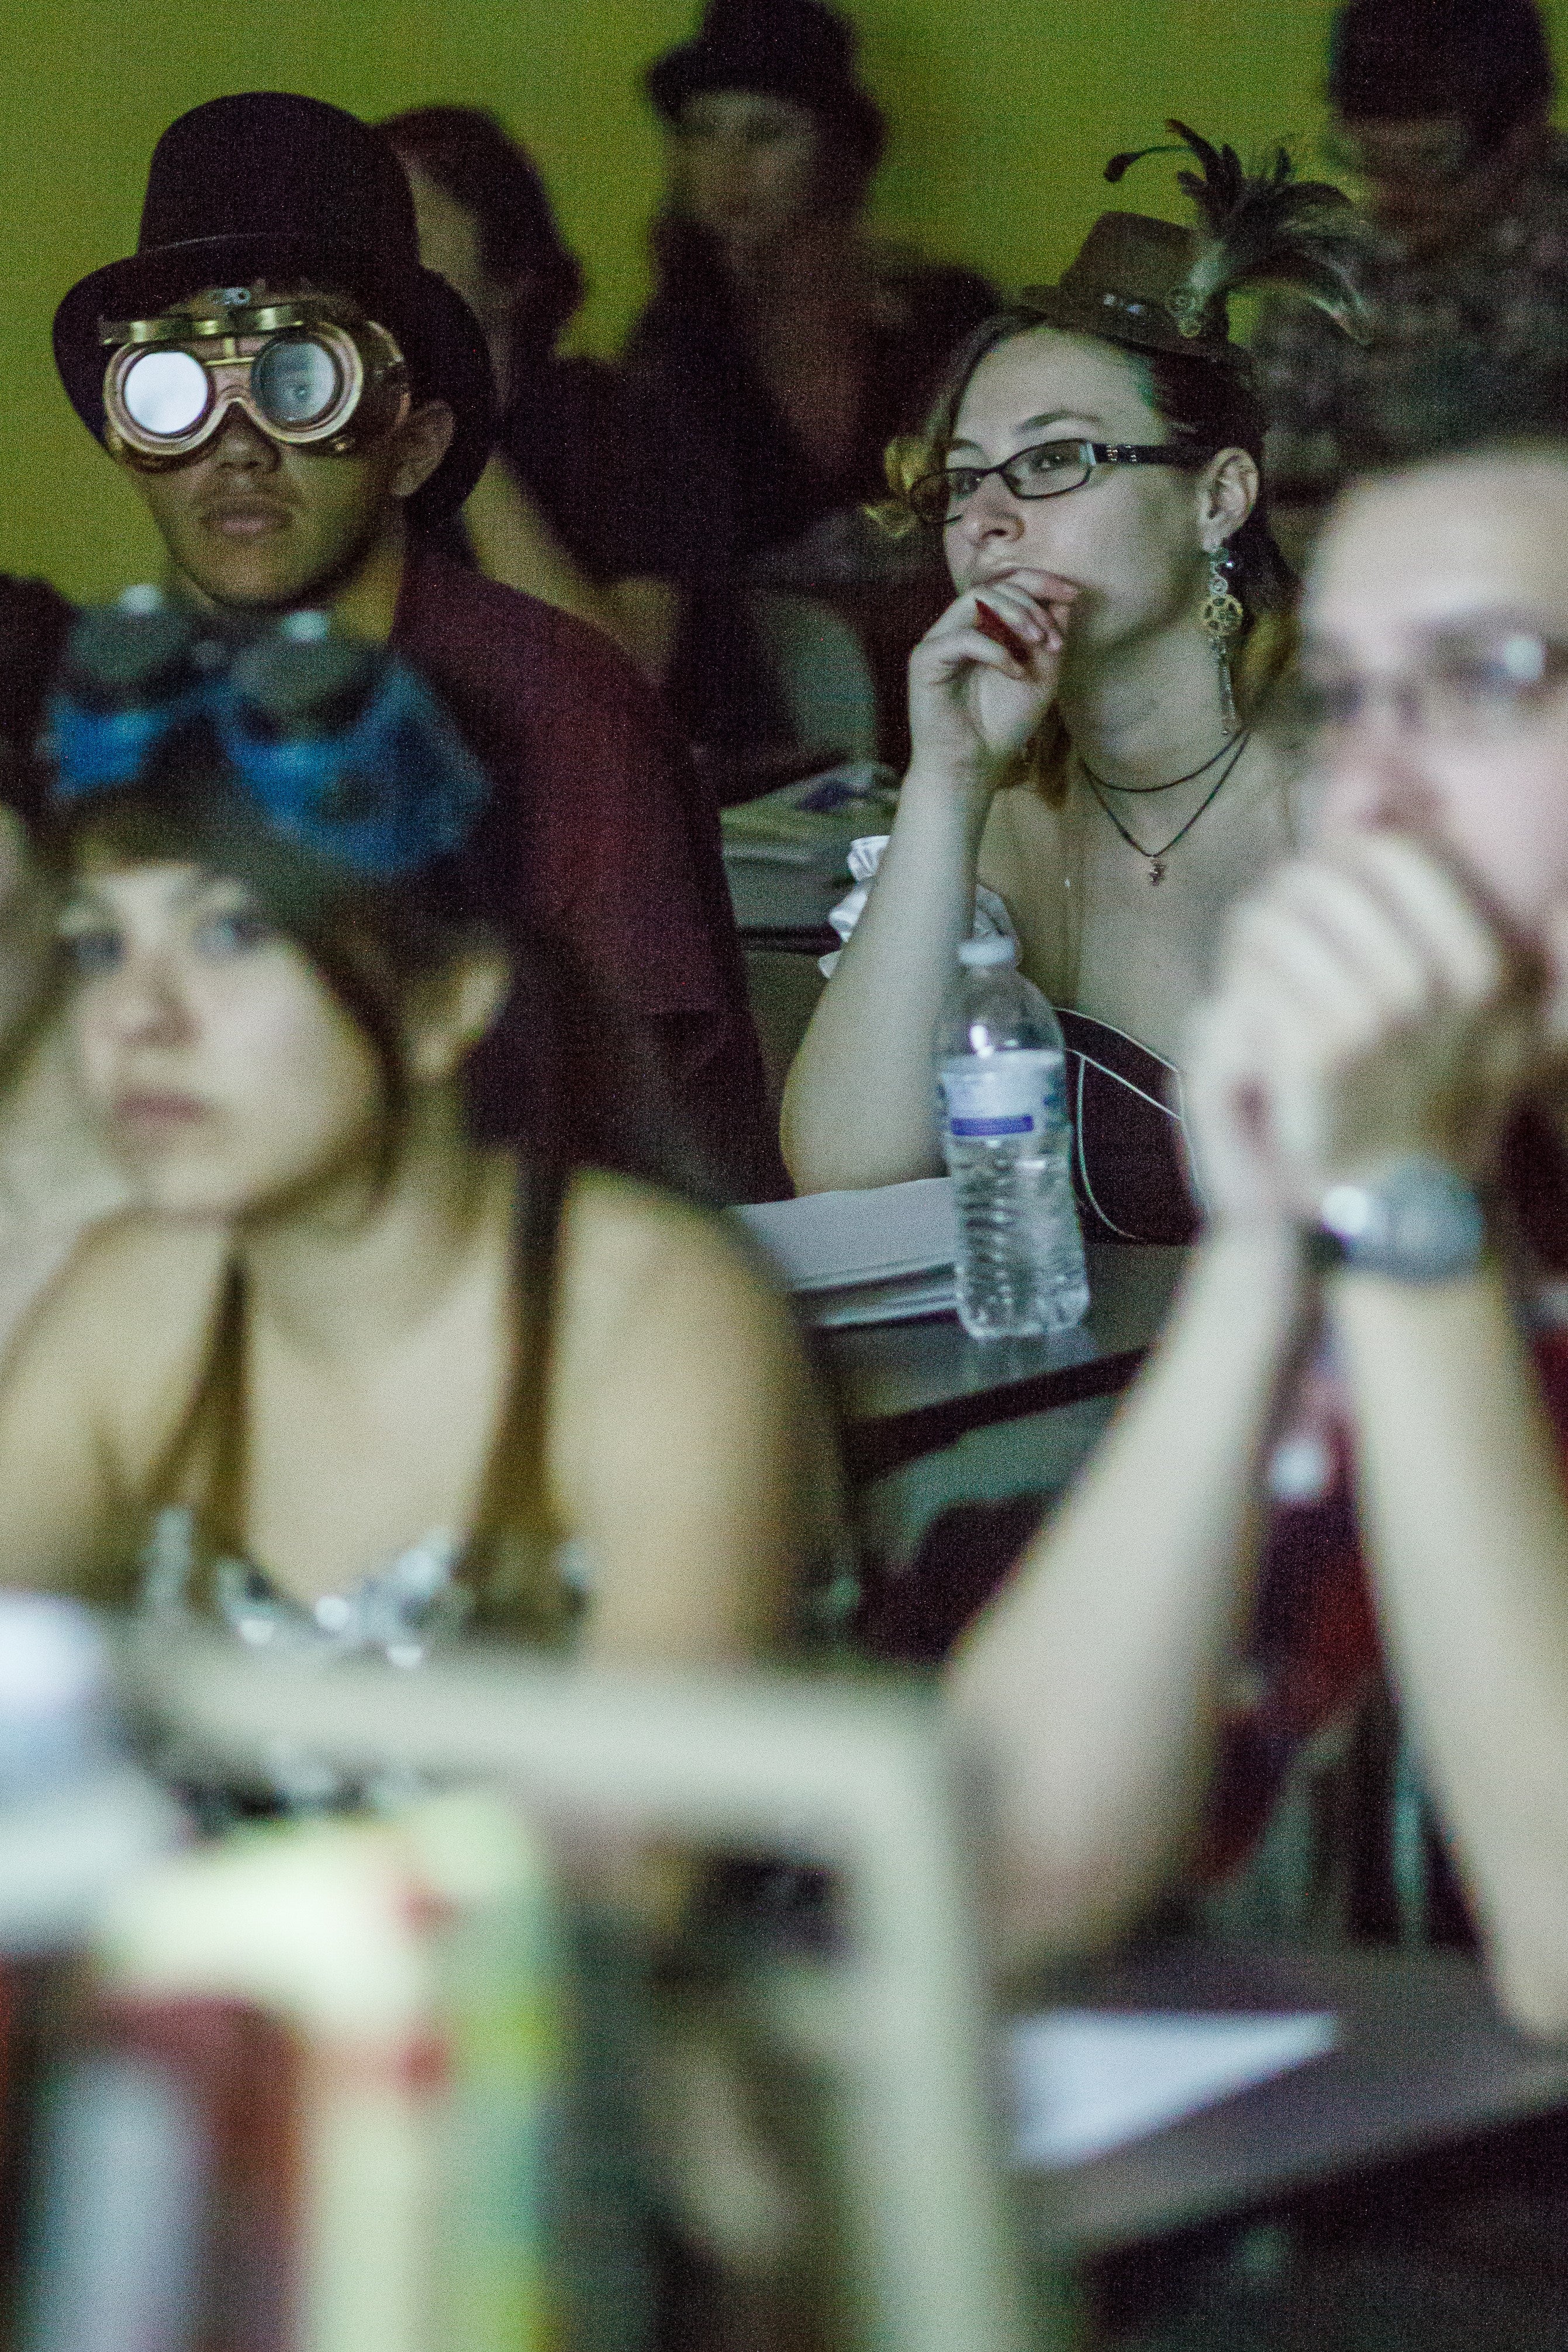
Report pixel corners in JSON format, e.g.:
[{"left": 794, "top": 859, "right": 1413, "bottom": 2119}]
[
  {"left": 1076, "top": 730, "right": 1244, "bottom": 796},
  {"left": 1080, "top": 732, "right": 1251, "bottom": 885}
]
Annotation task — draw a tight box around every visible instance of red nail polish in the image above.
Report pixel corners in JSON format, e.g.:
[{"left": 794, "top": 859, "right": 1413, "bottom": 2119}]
[{"left": 975, "top": 599, "right": 1033, "bottom": 664}]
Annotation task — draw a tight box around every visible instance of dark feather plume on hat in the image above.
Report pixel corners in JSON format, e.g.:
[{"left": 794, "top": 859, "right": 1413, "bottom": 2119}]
[{"left": 1108, "top": 119, "right": 1375, "bottom": 347}]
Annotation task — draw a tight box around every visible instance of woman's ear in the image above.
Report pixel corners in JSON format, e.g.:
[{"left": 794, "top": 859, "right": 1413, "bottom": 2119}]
[
  {"left": 405, "top": 942, "right": 510, "bottom": 1083},
  {"left": 1199, "top": 446, "right": 1260, "bottom": 551}
]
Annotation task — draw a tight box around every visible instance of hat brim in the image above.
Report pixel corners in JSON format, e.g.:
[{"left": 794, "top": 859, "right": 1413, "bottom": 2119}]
[
  {"left": 53, "top": 231, "right": 496, "bottom": 524},
  {"left": 645, "top": 43, "right": 885, "bottom": 160},
  {"left": 1016, "top": 281, "right": 1235, "bottom": 363}
]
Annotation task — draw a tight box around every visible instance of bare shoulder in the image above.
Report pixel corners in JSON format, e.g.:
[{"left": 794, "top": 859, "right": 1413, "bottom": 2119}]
[
  {"left": 541, "top": 1175, "right": 833, "bottom": 1656},
  {"left": 547, "top": 1168, "right": 809, "bottom": 1488},
  {"left": 2, "top": 1211, "right": 232, "bottom": 1445},
  {"left": 554, "top": 1168, "right": 790, "bottom": 1357}
]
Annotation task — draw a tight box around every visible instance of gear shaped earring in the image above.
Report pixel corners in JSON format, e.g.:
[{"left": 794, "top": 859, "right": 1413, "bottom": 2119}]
[{"left": 1201, "top": 546, "right": 1245, "bottom": 731}]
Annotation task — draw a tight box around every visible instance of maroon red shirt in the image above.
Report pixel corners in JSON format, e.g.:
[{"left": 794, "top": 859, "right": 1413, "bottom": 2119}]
[{"left": 392, "top": 541, "right": 784, "bottom": 1200}]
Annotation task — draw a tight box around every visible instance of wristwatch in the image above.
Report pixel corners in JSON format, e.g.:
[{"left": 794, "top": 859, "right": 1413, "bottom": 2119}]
[{"left": 1307, "top": 1155, "right": 1488, "bottom": 1283}]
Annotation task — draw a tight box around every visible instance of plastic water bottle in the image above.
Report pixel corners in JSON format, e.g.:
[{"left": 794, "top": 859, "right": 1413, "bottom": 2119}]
[{"left": 937, "top": 936, "right": 1089, "bottom": 1339}]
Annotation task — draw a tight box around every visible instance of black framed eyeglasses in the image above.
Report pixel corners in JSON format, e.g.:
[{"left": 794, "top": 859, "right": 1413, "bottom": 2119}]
[{"left": 907, "top": 438, "right": 1193, "bottom": 528}]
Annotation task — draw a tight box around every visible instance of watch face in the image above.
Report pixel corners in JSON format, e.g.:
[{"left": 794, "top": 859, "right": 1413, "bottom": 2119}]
[{"left": 1321, "top": 1157, "right": 1487, "bottom": 1283}]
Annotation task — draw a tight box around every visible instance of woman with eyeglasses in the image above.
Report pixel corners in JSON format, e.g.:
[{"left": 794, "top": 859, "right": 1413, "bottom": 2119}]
[
  {"left": 781, "top": 136, "right": 1354, "bottom": 1239},
  {"left": 949, "top": 253, "right": 1568, "bottom": 2032}
]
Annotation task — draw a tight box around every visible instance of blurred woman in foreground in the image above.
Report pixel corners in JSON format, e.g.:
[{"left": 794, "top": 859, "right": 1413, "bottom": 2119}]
[
  {"left": 952, "top": 279, "right": 1568, "bottom": 2033},
  {"left": 0, "top": 602, "right": 827, "bottom": 1691}
]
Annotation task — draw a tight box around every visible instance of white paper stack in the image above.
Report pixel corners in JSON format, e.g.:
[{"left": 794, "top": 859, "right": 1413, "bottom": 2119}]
[
  {"left": 1009, "top": 2009, "right": 1338, "bottom": 2170},
  {"left": 721, "top": 764, "right": 898, "bottom": 932},
  {"left": 735, "top": 1176, "right": 958, "bottom": 1327}
]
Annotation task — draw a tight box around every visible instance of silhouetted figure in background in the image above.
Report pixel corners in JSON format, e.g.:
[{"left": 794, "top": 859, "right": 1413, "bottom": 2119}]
[
  {"left": 626, "top": 0, "right": 997, "bottom": 762},
  {"left": 1262, "top": 0, "right": 1565, "bottom": 528},
  {"left": 1325, "top": 0, "right": 1559, "bottom": 260},
  {"left": 382, "top": 106, "right": 675, "bottom": 681}
]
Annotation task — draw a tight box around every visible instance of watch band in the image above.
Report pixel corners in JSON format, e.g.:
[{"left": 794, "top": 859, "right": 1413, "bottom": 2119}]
[{"left": 1307, "top": 1156, "right": 1487, "bottom": 1283}]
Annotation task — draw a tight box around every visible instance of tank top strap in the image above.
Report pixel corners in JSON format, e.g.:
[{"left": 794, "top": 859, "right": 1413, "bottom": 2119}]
[
  {"left": 464, "top": 1151, "right": 581, "bottom": 1640},
  {"left": 136, "top": 1162, "right": 583, "bottom": 1648},
  {"left": 141, "top": 1257, "right": 248, "bottom": 1539}
]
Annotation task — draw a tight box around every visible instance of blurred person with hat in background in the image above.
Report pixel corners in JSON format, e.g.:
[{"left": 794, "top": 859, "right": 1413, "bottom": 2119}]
[
  {"left": 51, "top": 92, "right": 782, "bottom": 1201},
  {"left": 624, "top": 0, "right": 997, "bottom": 765},
  {"left": 1325, "top": 0, "right": 1560, "bottom": 261},
  {"left": 1261, "top": 0, "right": 1564, "bottom": 531}
]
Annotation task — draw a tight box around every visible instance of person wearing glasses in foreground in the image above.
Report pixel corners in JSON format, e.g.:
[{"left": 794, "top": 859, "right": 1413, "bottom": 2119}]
[
  {"left": 783, "top": 133, "right": 1365, "bottom": 1241},
  {"left": 951, "top": 275, "right": 1568, "bottom": 2033},
  {"left": 0, "top": 604, "right": 829, "bottom": 1719}
]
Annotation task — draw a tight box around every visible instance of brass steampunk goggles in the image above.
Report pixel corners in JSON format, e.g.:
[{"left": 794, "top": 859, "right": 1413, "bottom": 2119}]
[{"left": 101, "top": 291, "right": 410, "bottom": 467}]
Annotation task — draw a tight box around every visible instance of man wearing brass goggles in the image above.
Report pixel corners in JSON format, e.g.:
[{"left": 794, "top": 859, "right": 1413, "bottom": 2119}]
[
  {"left": 49, "top": 91, "right": 783, "bottom": 1200},
  {"left": 53, "top": 95, "right": 494, "bottom": 623},
  {"left": 102, "top": 292, "right": 411, "bottom": 469}
]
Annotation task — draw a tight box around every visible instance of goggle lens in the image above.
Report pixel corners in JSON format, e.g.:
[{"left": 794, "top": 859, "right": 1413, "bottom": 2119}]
[
  {"left": 252, "top": 334, "right": 342, "bottom": 429},
  {"left": 120, "top": 347, "right": 210, "bottom": 437}
]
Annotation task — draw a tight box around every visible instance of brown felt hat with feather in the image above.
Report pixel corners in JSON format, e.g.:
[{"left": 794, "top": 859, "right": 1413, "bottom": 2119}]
[{"left": 1020, "top": 123, "right": 1372, "bottom": 367}]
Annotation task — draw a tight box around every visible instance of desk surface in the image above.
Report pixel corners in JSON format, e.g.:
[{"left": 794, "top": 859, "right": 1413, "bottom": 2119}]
[
  {"left": 823, "top": 1243, "right": 1186, "bottom": 1481},
  {"left": 1034, "top": 1943, "right": 1568, "bottom": 2258}
]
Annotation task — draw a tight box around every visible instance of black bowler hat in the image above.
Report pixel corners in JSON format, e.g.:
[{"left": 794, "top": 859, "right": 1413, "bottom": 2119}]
[
  {"left": 1328, "top": 0, "right": 1555, "bottom": 137},
  {"left": 645, "top": 0, "right": 886, "bottom": 170},
  {"left": 53, "top": 92, "right": 496, "bottom": 524}
]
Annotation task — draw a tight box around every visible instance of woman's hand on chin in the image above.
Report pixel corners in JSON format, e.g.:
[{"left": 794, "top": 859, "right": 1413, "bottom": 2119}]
[
  {"left": 1188, "top": 832, "right": 1553, "bottom": 1225},
  {"left": 906, "top": 571, "right": 1077, "bottom": 786}
]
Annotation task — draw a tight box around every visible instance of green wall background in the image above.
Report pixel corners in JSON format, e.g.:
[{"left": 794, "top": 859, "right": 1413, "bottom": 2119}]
[{"left": 4, "top": 0, "right": 1564, "bottom": 599}]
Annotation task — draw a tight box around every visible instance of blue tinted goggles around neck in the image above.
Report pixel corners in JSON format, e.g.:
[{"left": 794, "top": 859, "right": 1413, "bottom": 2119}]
[{"left": 45, "top": 596, "right": 489, "bottom": 882}]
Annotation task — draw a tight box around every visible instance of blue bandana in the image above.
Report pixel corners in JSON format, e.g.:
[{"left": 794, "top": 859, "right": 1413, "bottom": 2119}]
[{"left": 47, "top": 599, "right": 491, "bottom": 882}]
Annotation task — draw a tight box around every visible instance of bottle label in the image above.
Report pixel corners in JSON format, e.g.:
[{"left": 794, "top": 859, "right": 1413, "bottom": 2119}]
[{"left": 939, "top": 1051, "right": 1062, "bottom": 1139}]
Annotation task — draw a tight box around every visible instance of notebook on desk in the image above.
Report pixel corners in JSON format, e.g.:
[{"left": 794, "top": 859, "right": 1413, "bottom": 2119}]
[
  {"left": 735, "top": 1177, "right": 958, "bottom": 1326},
  {"left": 722, "top": 764, "right": 899, "bottom": 936}
]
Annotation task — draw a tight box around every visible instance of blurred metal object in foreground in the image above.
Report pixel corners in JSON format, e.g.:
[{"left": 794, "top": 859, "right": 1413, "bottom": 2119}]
[{"left": 123, "top": 1636, "right": 1062, "bottom": 2352}]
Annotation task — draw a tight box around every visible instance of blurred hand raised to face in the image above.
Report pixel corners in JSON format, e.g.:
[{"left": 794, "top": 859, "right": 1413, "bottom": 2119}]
[{"left": 1184, "top": 450, "right": 1568, "bottom": 1225}]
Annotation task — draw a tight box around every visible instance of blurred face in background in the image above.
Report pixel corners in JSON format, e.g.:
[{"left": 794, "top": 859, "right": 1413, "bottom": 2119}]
[
  {"left": 399, "top": 158, "right": 521, "bottom": 395},
  {"left": 1329, "top": 110, "right": 1549, "bottom": 255},
  {"left": 1301, "top": 449, "right": 1568, "bottom": 931},
  {"left": 672, "top": 88, "right": 827, "bottom": 257}
]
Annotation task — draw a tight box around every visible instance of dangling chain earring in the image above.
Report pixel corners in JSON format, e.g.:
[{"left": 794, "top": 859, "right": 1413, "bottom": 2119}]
[{"left": 1200, "top": 547, "right": 1245, "bottom": 732}]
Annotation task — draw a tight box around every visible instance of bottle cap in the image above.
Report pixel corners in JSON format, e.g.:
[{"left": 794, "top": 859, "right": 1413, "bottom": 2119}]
[{"left": 957, "top": 933, "right": 1018, "bottom": 968}]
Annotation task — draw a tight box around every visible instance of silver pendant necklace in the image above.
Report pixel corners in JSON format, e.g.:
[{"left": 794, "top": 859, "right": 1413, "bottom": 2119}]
[{"left": 1079, "top": 732, "right": 1251, "bottom": 884}]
